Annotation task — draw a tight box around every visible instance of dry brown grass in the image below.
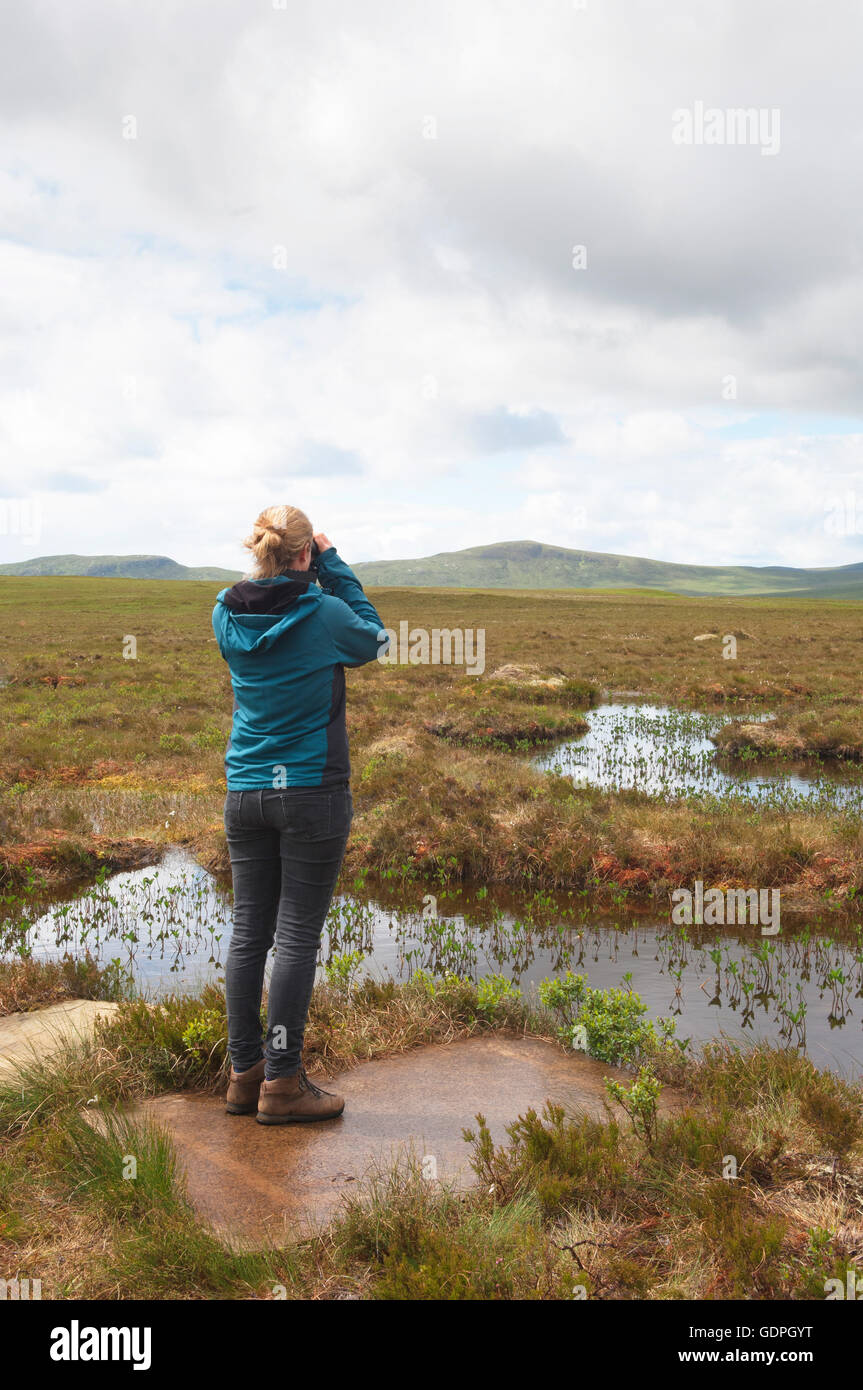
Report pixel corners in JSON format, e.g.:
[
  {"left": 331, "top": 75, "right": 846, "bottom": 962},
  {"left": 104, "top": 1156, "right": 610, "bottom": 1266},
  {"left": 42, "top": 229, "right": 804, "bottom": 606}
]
[
  {"left": 3, "top": 578, "right": 863, "bottom": 908},
  {"left": 0, "top": 956, "right": 121, "bottom": 1016},
  {"left": 716, "top": 704, "right": 863, "bottom": 760},
  {"left": 1, "top": 961, "right": 861, "bottom": 1302}
]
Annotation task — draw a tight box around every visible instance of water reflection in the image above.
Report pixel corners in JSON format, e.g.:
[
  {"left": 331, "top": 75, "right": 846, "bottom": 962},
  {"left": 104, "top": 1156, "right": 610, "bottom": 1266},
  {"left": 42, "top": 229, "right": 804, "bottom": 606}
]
[
  {"left": 534, "top": 703, "right": 863, "bottom": 811},
  {"left": 3, "top": 850, "right": 862, "bottom": 1076}
]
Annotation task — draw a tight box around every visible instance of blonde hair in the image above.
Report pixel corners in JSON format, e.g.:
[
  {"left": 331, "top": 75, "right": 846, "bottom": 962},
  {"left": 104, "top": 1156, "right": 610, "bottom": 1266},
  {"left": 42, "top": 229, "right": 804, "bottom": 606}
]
[{"left": 243, "top": 505, "right": 314, "bottom": 578}]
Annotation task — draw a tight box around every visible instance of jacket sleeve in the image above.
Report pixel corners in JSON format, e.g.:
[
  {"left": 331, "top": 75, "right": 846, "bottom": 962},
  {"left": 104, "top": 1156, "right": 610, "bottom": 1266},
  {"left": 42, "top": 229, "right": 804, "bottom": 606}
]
[
  {"left": 316, "top": 550, "right": 388, "bottom": 668},
  {"left": 315, "top": 548, "right": 383, "bottom": 628},
  {"left": 211, "top": 599, "right": 228, "bottom": 658},
  {"left": 319, "top": 595, "right": 388, "bottom": 667}
]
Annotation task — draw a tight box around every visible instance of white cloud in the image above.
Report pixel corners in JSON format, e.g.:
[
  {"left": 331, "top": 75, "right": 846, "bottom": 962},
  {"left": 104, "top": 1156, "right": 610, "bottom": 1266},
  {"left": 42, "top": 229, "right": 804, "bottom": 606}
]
[{"left": 0, "top": 0, "right": 861, "bottom": 569}]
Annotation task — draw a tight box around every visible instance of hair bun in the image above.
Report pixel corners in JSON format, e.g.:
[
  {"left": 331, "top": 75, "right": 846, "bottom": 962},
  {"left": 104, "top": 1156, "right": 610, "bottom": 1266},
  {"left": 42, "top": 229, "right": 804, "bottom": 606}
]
[{"left": 243, "top": 504, "right": 314, "bottom": 578}]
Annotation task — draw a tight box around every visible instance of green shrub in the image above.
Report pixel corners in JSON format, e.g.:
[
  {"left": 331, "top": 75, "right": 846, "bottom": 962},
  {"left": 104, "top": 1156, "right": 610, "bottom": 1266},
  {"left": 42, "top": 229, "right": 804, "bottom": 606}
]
[
  {"left": 540, "top": 972, "right": 658, "bottom": 1066},
  {"left": 605, "top": 1067, "right": 662, "bottom": 1151},
  {"left": 96, "top": 985, "right": 228, "bottom": 1087},
  {"left": 181, "top": 1008, "right": 227, "bottom": 1061},
  {"left": 538, "top": 970, "right": 585, "bottom": 1025},
  {"left": 190, "top": 722, "right": 229, "bottom": 751},
  {"left": 323, "top": 951, "right": 366, "bottom": 993},
  {"left": 464, "top": 1102, "right": 629, "bottom": 1218},
  {"left": 476, "top": 973, "right": 521, "bottom": 1020},
  {"left": 374, "top": 1228, "right": 495, "bottom": 1300},
  {"left": 800, "top": 1075, "right": 863, "bottom": 1166},
  {"left": 693, "top": 1180, "right": 787, "bottom": 1298},
  {"left": 158, "top": 733, "right": 189, "bottom": 755}
]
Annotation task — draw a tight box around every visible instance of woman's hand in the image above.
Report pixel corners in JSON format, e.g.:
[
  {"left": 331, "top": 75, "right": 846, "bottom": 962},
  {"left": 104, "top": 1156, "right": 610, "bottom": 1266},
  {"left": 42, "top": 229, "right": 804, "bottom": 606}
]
[{"left": 313, "top": 532, "right": 334, "bottom": 554}]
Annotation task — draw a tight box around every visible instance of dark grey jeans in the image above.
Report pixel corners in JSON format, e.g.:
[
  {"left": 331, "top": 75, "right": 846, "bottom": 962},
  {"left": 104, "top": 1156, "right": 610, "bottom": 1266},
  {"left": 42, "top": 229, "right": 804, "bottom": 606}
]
[{"left": 223, "top": 785, "right": 352, "bottom": 1079}]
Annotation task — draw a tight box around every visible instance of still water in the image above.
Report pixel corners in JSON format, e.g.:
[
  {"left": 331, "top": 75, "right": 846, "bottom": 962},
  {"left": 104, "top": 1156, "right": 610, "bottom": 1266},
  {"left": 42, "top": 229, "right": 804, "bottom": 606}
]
[
  {"left": 4, "top": 849, "right": 862, "bottom": 1077},
  {"left": 534, "top": 703, "right": 863, "bottom": 811}
]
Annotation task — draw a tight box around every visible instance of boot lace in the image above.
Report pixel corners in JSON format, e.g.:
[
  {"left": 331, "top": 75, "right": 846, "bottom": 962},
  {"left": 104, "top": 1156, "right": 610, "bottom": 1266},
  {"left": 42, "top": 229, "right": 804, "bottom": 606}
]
[{"left": 298, "top": 1066, "right": 325, "bottom": 1098}]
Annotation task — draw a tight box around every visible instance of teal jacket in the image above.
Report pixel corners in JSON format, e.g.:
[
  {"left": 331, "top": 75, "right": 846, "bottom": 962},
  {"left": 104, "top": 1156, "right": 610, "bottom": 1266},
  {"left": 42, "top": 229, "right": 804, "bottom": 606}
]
[{"left": 212, "top": 548, "right": 385, "bottom": 789}]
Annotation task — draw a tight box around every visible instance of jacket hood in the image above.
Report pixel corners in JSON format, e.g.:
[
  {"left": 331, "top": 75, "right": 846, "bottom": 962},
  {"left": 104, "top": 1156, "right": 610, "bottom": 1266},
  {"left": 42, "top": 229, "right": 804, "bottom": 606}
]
[
  {"left": 220, "top": 569, "right": 319, "bottom": 613},
  {"left": 213, "top": 573, "right": 321, "bottom": 655}
]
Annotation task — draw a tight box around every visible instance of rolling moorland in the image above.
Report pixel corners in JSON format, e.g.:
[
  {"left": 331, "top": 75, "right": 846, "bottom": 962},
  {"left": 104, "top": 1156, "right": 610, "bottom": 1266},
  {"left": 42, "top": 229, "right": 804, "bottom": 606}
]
[
  {"left": 3, "top": 576, "right": 863, "bottom": 905},
  {"left": 0, "top": 553, "right": 239, "bottom": 582},
  {"left": 7, "top": 538, "right": 863, "bottom": 596},
  {"left": 1, "top": 575, "right": 863, "bottom": 1301}
]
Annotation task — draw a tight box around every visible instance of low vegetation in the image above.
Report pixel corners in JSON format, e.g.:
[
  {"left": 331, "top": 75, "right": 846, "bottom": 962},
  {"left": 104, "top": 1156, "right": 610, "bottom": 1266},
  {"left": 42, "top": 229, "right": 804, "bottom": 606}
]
[
  {"left": 0, "top": 960, "right": 860, "bottom": 1301},
  {"left": 0, "top": 955, "right": 126, "bottom": 1016},
  {"left": 2, "top": 579, "right": 863, "bottom": 907},
  {"left": 715, "top": 704, "right": 863, "bottom": 762},
  {"left": 3, "top": 578, "right": 863, "bottom": 1299}
]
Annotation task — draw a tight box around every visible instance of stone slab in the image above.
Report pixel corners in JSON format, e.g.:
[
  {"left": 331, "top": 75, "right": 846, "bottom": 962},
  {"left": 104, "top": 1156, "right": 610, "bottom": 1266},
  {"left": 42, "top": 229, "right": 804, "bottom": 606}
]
[
  {"left": 0, "top": 999, "right": 120, "bottom": 1077},
  {"left": 134, "top": 1035, "right": 660, "bottom": 1245}
]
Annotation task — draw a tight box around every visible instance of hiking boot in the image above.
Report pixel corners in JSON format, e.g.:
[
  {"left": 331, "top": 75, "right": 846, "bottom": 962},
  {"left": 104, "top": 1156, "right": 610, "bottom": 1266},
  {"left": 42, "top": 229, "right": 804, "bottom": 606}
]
[
  {"left": 225, "top": 1057, "right": 266, "bottom": 1115},
  {"left": 256, "top": 1067, "right": 345, "bottom": 1124}
]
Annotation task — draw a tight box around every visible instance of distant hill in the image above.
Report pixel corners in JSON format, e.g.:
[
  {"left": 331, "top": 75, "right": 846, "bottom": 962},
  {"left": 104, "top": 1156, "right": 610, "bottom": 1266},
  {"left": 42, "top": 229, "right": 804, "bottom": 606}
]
[
  {"left": 3, "top": 542, "right": 863, "bottom": 597},
  {"left": 0, "top": 554, "right": 242, "bottom": 582},
  {"left": 351, "top": 541, "right": 863, "bottom": 598}
]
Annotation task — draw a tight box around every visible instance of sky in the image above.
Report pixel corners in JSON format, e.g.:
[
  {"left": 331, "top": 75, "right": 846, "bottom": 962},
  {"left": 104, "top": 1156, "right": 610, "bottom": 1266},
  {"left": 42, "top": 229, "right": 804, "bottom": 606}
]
[{"left": 1, "top": 0, "right": 862, "bottom": 573}]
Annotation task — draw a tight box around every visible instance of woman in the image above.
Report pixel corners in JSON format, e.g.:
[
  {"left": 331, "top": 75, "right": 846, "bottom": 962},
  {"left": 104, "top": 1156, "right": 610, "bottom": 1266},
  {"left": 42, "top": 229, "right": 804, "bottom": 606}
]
[{"left": 212, "top": 505, "right": 385, "bottom": 1124}]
